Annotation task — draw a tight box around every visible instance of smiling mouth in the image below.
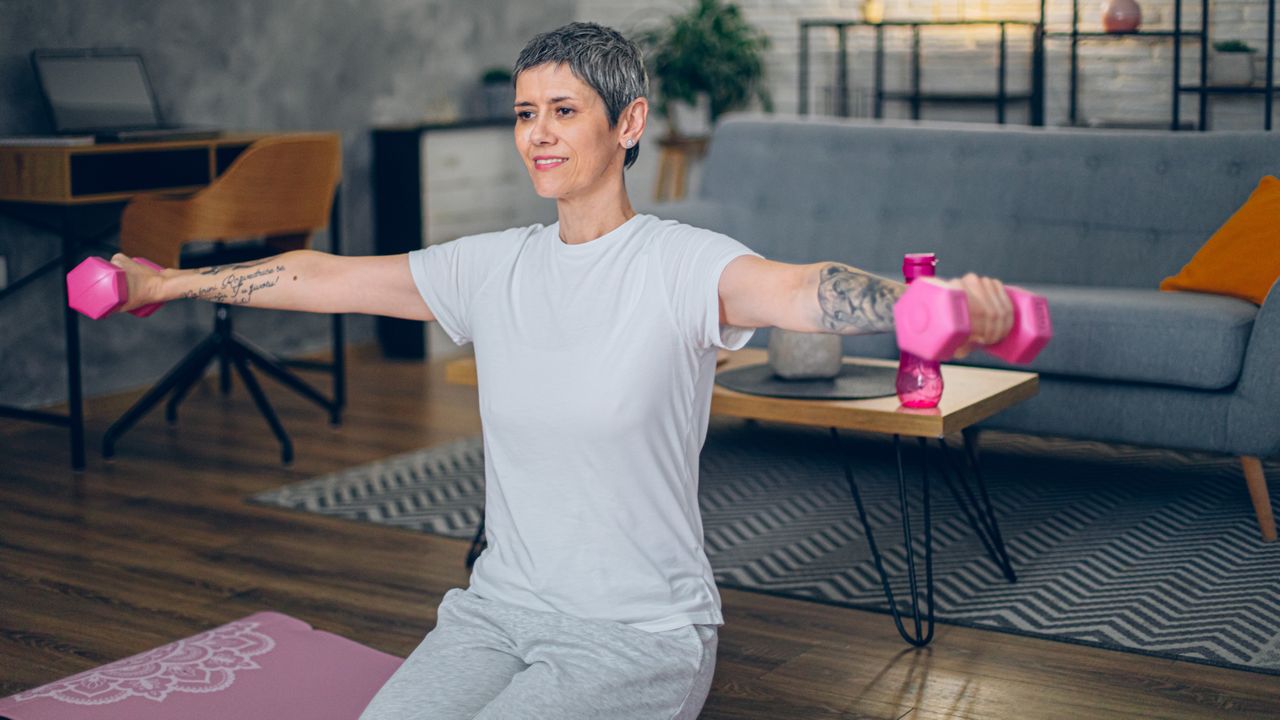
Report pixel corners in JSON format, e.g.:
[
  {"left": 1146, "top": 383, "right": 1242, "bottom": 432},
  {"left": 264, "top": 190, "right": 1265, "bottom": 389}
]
[{"left": 534, "top": 157, "right": 568, "bottom": 170}]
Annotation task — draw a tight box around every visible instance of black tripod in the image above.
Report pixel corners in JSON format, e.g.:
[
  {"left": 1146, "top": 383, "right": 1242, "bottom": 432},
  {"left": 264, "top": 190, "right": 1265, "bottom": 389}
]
[{"left": 102, "top": 301, "right": 342, "bottom": 465}]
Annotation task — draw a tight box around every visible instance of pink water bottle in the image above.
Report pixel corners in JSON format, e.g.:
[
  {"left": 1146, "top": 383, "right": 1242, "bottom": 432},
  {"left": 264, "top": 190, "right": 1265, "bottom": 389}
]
[{"left": 896, "top": 253, "right": 943, "bottom": 408}]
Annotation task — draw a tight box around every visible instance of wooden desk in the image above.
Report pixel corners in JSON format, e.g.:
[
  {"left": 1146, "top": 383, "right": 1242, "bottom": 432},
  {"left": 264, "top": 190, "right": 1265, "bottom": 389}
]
[
  {"left": 444, "top": 346, "right": 1039, "bottom": 647},
  {"left": 0, "top": 132, "right": 330, "bottom": 470},
  {"left": 0, "top": 133, "right": 272, "bottom": 204}
]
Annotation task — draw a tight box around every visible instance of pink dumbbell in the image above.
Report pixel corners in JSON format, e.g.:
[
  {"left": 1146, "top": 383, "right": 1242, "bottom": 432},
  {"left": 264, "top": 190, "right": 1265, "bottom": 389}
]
[
  {"left": 892, "top": 280, "right": 1052, "bottom": 364},
  {"left": 66, "top": 256, "right": 167, "bottom": 320}
]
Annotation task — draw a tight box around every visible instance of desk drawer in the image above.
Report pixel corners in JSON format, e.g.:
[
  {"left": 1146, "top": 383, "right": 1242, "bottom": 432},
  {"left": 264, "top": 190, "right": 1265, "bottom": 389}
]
[{"left": 70, "top": 148, "right": 210, "bottom": 196}]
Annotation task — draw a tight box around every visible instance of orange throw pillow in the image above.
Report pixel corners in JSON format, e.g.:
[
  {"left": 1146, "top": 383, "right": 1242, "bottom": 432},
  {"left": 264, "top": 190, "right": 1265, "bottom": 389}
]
[{"left": 1160, "top": 175, "right": 1280, "bottom": 305}]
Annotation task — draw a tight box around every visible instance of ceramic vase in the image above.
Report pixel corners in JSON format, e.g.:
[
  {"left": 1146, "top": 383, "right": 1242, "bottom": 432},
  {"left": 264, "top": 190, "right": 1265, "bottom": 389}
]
[{"left": 1101, "top": 0, "right": 1142, "bottom": 33}]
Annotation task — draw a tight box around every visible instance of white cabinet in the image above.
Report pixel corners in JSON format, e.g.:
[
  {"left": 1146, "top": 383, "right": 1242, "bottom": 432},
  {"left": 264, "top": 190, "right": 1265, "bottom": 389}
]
[{"left": 422, "top": 127, "right": 556, "bottom": 247}]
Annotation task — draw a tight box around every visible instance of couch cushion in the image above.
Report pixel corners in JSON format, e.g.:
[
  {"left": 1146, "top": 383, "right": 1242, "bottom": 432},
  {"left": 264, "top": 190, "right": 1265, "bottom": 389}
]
[
  {"left": 957, "top": 284, "right": 1257, "bottom": 389},
  {"left": 1160, "top": 175, "right": 1280, "bottom": 305}
]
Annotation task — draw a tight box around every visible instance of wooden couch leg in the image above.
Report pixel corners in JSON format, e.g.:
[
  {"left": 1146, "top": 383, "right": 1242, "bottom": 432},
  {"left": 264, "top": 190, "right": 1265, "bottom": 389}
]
[{"left": 1241, "top": 456, "right": 1277, "bottom": 542}]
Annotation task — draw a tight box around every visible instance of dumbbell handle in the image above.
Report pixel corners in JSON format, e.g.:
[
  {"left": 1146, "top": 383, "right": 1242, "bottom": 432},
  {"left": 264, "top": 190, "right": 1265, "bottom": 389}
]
[
  {"left": 892, "top": 281, "right": 1052, "bottom": 364},
  {"left": 124, "top": 258, "right": 166, "bottom": 317}
]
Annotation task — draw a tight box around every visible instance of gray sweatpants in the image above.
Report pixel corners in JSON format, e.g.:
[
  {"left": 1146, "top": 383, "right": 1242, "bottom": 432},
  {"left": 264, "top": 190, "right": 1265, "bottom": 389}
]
[{"left": 359, "top": 586, "right": 718, "bottom": 720}]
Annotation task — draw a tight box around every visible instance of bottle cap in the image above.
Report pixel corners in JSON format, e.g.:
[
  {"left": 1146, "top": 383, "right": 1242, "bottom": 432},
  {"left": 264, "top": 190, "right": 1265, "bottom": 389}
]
[{"left": 902, "top": 252, "right": 937, "bottom": 280}]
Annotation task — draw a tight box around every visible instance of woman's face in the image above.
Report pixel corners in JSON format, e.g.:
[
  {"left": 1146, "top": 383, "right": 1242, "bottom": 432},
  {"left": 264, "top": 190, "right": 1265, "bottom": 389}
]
[{"left": 514, "top": 62, "right": 631, "bottom": 200}]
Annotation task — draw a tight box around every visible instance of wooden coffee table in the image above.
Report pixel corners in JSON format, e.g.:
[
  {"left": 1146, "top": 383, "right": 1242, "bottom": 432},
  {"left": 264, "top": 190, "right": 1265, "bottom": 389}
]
[{"left": 445, "top": 347, "right": 1039, "bottom": 647}]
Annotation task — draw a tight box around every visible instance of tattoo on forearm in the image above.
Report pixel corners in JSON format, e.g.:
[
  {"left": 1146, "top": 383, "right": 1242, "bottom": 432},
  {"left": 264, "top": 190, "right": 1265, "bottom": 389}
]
[
  {"left": 183, "top": 263, "right": 290, "bottom": 306},
  {"left": 183, "top": 286, "right": 231, "bottom": 303},
  {"left": 816, "top": 264, "right": 905, "bottom": 334}
]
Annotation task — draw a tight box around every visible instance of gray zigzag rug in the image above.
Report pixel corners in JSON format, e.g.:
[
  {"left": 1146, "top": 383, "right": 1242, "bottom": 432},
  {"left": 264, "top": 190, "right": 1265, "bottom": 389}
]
[{"left": 250, "top": 417, "right": 1280, "bottom": 675}]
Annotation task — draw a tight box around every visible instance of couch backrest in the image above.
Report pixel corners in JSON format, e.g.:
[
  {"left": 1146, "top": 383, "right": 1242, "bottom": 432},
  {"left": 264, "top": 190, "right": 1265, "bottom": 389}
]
[{"left": 694, "top": 114, "right": 1279, "bottom": 288}]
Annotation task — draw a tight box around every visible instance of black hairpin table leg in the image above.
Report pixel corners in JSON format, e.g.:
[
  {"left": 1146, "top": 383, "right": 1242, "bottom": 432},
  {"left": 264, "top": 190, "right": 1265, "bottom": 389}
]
[
  {"left": 466, "top": 512, "right": 486, "bottom": 570},
  {"left": 936, "top": 428, "right": 1017, "bottom": 583},
  {"left": 831, "top": 428, "right": 935, "bottom": 647}
]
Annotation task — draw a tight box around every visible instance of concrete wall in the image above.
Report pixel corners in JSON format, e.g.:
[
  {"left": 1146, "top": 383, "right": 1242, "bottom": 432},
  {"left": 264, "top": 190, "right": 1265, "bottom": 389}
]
[{"left": 0, "top": 0, "right": 574, "bottom": 409}]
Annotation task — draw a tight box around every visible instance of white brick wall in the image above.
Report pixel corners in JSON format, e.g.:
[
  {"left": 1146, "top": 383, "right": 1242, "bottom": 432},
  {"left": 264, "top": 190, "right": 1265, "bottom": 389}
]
[{"left": 574, "top": 0, "right": 1277, "bottom": 131}]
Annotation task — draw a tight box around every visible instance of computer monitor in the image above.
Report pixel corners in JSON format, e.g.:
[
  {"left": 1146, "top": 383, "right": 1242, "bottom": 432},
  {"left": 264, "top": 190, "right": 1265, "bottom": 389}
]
[{"left": 31, "top": 49, "right": 163, "bottom": 134}]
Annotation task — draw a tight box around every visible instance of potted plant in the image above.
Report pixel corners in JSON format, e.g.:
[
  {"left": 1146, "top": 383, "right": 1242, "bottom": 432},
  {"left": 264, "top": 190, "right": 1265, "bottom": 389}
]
[
  {"left": 480, "top": 67, "right": 514, "bottom": 119},
  {"left": 638, "top": 0, "right": 772, "bottom": 138},
  {"left": 1210, "top": 40, "right": 1256, "bottom": 87}
]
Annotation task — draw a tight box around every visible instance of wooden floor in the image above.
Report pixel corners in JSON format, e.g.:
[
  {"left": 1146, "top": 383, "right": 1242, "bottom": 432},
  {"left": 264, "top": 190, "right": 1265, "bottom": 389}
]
[{"left": 3, "top": 344, "right": 1278, "bottom": 719}]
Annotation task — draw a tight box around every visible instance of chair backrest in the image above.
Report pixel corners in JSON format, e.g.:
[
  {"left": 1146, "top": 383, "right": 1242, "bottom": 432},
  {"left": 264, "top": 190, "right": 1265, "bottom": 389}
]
[{"left": 120, "top": 133, "right": 342, "bottom": 268}]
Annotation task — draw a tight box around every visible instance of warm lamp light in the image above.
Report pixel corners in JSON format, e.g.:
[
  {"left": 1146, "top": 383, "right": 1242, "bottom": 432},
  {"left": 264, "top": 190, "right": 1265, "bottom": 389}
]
[{"left": 863, "top": 0, "right": 884, "bottom": 23}]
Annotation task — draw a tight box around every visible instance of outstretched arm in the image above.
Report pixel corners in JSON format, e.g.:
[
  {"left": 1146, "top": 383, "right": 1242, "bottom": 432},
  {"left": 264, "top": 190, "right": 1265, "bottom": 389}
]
[
  {"left": 718, "top": 256, "right": 1013, "bottom": 355},
  {"left": 109, "top": 250, "right": 436, "bottom": 321},
  {"left": 716, "top": 257, "right": 903, "bottom": 334}
]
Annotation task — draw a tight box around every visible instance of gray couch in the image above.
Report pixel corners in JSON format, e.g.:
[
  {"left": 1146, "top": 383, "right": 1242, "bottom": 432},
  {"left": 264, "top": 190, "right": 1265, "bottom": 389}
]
[{"left": 645, "top": 113, "right": 1280, "bottom": 541}]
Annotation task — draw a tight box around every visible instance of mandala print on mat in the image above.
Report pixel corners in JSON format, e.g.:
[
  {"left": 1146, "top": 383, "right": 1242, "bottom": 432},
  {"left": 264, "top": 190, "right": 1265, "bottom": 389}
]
[{"left": 15, "top": 620, "right": 276, "bottom": 705}]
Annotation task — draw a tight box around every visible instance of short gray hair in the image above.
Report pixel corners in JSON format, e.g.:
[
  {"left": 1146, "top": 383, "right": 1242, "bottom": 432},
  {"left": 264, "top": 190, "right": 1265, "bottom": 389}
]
[{"left": 514, "top": 22, "right": 649, "bottom": 169}]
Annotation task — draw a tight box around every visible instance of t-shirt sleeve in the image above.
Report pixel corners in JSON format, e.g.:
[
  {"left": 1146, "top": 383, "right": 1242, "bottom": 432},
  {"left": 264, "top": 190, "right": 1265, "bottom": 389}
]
[
  {"left": 407, "top": 231, "right": 510, "bottom": 346},
  {"left": 661, "top": 224, "right": 764, "bottom": 352}
]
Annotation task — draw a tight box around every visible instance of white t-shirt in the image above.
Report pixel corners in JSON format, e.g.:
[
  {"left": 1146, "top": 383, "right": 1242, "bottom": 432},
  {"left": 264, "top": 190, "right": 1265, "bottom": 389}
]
[{"left": 408, "top": 213, "right": 762, "bottom": 633}]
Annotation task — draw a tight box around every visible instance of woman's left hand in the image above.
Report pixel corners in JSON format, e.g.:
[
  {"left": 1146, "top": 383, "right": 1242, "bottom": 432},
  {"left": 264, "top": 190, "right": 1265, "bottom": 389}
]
[{"left": 930, "top": 273, "right": 1015, "bottom": 358}]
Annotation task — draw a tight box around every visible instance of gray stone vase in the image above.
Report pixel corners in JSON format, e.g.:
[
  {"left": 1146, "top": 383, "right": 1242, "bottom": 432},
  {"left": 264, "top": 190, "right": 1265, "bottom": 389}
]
[{"left": 767, "top": 329, "right": 844, "bottom": 380}]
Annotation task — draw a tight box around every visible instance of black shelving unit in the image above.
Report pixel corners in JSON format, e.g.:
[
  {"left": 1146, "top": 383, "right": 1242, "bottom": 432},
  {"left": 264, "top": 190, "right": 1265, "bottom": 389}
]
[
  {"left": 799, "top": 2, "right": 1276, "bottom": 131},
  {"left": 798, "top": 19, "right": 1044, "bottom": 125},
  {"left": 1176, "top": 0, "right": 1277, "bottom": 130},
  {"left": 1044, "top": 0, "right": 1205, "bottom": 129},
  {"left": 1044, "top": 0, "right": 1277, "bottom": 131}
]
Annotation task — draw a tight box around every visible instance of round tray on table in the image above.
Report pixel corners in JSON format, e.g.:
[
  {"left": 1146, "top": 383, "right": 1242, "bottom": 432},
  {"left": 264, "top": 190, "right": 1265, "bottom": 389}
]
[{"left": 715, "top": 361, "right": 898, "bottom": 400}]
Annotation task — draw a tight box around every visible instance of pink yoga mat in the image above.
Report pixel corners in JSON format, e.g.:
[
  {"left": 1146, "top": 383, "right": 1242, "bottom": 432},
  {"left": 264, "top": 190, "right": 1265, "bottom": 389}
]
[{"left": 0, "top": 611, "right": 403, "bottom": 720}]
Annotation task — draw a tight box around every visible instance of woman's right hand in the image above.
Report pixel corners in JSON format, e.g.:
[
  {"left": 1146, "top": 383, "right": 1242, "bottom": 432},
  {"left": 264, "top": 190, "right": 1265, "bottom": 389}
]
[{"left": 110, "top": 253, "right": 168, "bottom": 313}]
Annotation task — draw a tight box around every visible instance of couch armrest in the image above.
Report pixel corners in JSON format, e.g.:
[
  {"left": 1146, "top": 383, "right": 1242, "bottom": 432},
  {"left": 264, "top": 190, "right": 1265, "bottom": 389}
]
[{"left": 1227, "top": 278, "right": 1280, "bottom": 457}]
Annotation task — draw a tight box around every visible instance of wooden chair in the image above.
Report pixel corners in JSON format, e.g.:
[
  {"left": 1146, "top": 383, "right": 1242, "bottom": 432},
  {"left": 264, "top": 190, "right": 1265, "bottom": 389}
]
[{"left": 103, "top": 134, "right": 345, "bottom": 465}]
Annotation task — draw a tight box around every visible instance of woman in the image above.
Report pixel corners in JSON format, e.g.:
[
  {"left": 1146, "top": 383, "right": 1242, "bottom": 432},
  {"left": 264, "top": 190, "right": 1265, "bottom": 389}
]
[{"left": 111, "top": 22, "right": 1012, "bottom": 720}]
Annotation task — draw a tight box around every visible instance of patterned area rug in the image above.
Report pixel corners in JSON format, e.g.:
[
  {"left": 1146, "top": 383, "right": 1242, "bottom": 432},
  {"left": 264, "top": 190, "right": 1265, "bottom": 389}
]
[{"left": 250, "top": 418, "right": 1280, "bottom": 675}]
